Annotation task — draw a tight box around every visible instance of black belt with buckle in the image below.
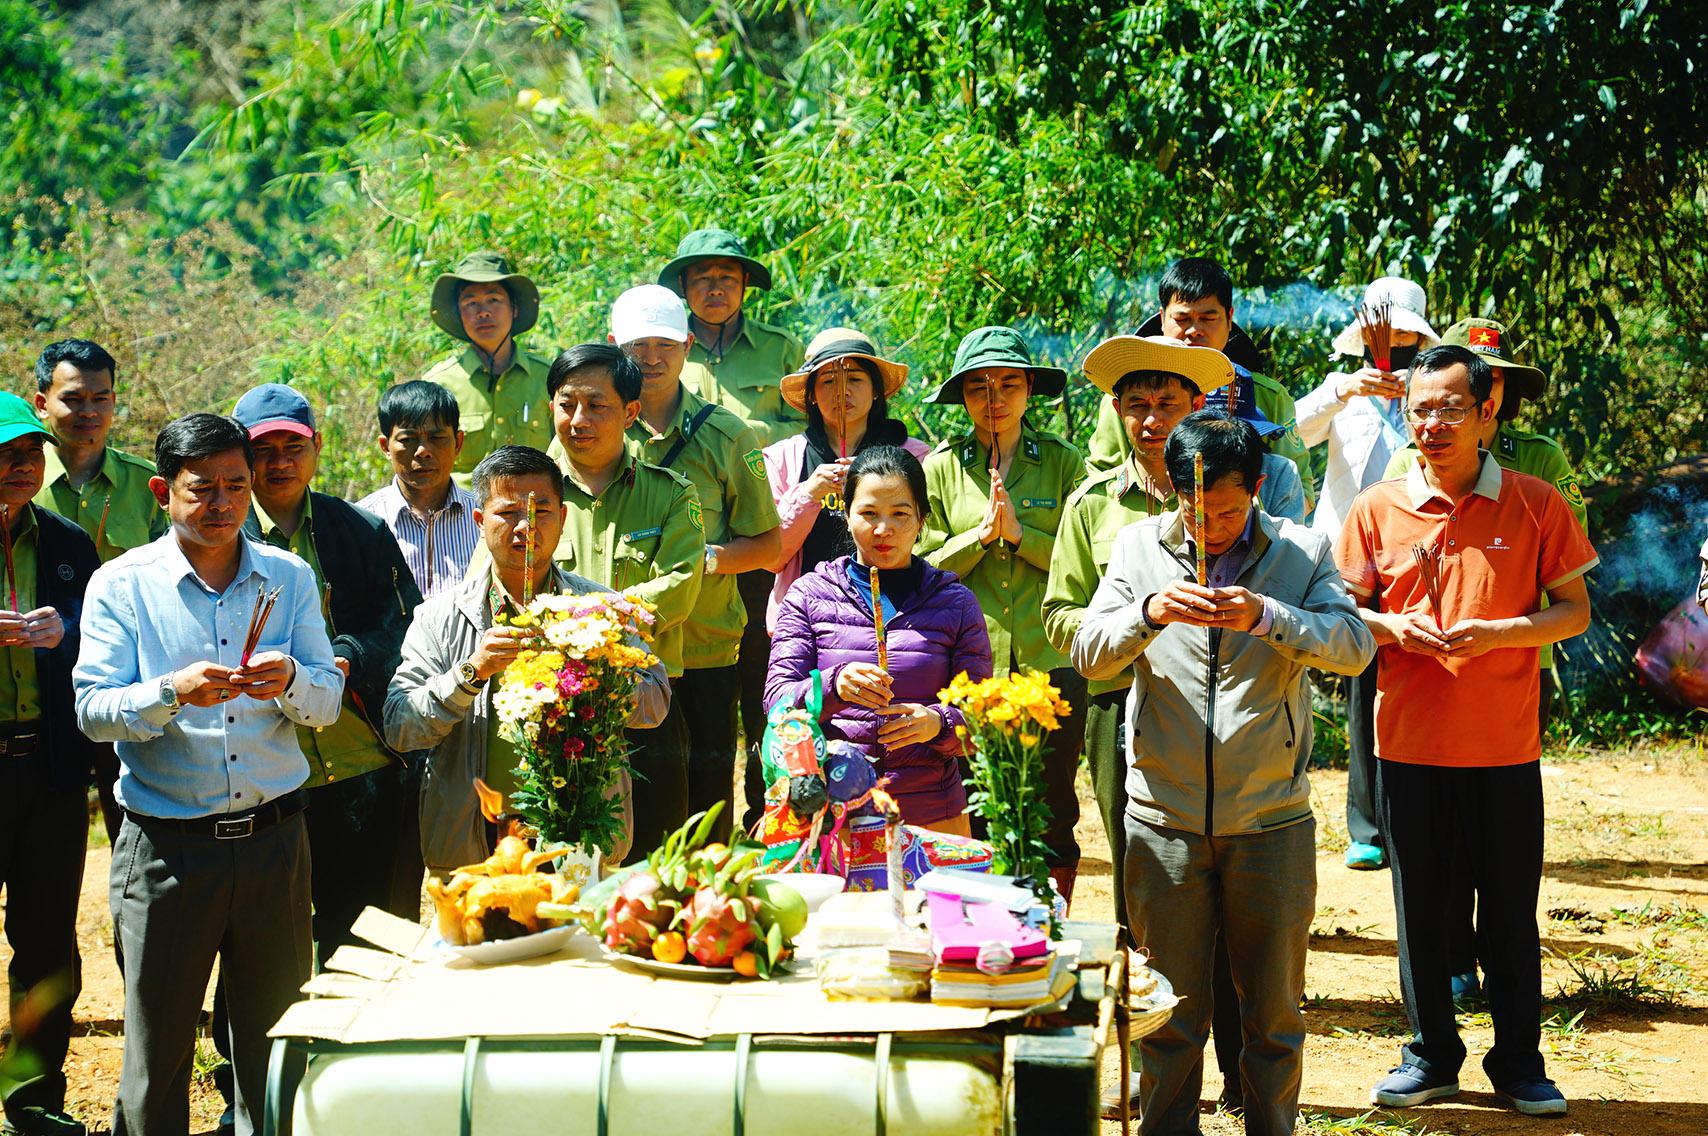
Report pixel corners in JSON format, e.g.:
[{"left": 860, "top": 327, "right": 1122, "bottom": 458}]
[
  {"left": 0, "top": 720, "right": 42, "bottom": 757},
  {"left": 134, "top": 789, "right": 308, "bottom": 840}
]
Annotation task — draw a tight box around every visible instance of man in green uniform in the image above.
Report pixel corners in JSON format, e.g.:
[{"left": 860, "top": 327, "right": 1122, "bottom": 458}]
[
  {"left": 917, "top": 327, "right": 1086, "bottom": 899},
  {"left": 420, "top": 251, "right": 555, "bottom": 482},
  {"left": 0, "top": 393, "right": 103, "bottom": 1136},
  {"left": 30, "top": 338, "right": 166, "bottom": 844},
  {"left": 1380, "top": 318, "right": 1588, "bottom": 1004},
  {"left": 547, "top": 343, "right": 706, "bottom": 854},
  {"left": 658, "top": 228, "right": 805, "bottom": 803},
  {"left": 1086, "top": 258, "right": 1313, "bottom": 511},
  {"left": 232, "top": 384, "right": 423, "bottom": 955},
  {"left": 603, "top": 285, "right": 780, "bottom": 838}
]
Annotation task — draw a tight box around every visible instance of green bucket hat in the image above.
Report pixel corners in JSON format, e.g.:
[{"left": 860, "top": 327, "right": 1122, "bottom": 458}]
[
  {"left": 924, "top": 326, "right": 1068, "bottom": 405},
  {"left": 657, "top": 228, "right": 774, "bottom": 294},
  {"left": 1442, "top": 317, "right": 1546, "bottom": 405},
  {"left": 430, "top": 250, "right": 541, "bottom": 342},
  {"left": 0, "top": 393, "right": 55, "bottom": 447}
]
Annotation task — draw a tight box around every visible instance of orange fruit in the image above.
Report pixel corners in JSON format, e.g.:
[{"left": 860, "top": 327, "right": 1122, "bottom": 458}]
[
  {"left": 651, "top": 932, "right": 687, "bottom": 964},
  {"left": 731, "top": 950, "right": 759, "bottom": 977}
]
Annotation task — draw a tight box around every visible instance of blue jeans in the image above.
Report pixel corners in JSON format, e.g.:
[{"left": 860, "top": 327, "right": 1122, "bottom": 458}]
[{"left": 1123, "top": 815, "right": 1316, "bottom": 1136}]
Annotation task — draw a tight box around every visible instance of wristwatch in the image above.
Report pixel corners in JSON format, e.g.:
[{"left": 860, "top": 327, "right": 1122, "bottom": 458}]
[
  {"left": 704, "top": 545, "right": 720, "bottom": 575},
  {"left": 457, "top": 660, "right": 485, "bottom": 695},
  {"left": 159, "top": 676, "right": 181, "bottom": 714}
]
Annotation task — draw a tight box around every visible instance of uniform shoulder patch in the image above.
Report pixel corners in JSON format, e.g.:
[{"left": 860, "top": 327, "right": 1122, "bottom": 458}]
[
  {"left": 1555, "top": 474, "right": 1585, "bottom": 512},
  {"left": 744, "top": 448, "right": 766, "bottom": 480},
  {"left": 686, "top": 497, "right": 704, "bottom": 532}
]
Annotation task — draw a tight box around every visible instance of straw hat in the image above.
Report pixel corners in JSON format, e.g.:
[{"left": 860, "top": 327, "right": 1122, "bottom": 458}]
[
  {"left": 923, "top": 326, "right": 1067, "bottom": 405},
  {"left": 1441, "top": 317, "right": 1546, "bottom": 405},
  {"left": 1331, "top": 277, "right": 1440, "bottom": 357},
  {"left": 430, "top": 250, "right": 540, "bottom": 342},
  {"left": 1082, "top": 335, "right": 1235, "bottom": 397},
  {"left": 779, "top": 328, "right": 909, "bottom": 414}
]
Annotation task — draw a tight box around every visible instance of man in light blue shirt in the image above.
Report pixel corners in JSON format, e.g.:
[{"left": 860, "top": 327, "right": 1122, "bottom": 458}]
[{"left": 73, "top": 413, "right": 342, "bottom": 1136}]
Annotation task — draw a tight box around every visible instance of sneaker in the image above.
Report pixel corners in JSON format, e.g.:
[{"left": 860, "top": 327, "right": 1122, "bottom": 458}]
[
  {"left": 1344, "top": 842, "right": 1387, "bottom": 870},
  {"left": 1098, "top": 1071, "right": 1141, "bottom": 1120},
  {"left": 0, "top": 1107, "right": 89, "bottom": 1136},
  {"left": 1370, "top": 1063, "right": 1460, "bottom": 1107},
  {"left": 1495, "top": 1078, "right": 1568, "bottom": 1117},
  {"left": 1450, "top": 971, "right": 1482, "bottom": 1002}
]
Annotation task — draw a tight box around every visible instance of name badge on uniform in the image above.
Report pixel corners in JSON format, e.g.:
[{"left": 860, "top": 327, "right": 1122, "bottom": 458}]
[
  {"left": 1019, "top": 497, "right": 1057, "bottom": 509},
  {"left": 623, "top": 527, "right": 662, "bottom": 542}
]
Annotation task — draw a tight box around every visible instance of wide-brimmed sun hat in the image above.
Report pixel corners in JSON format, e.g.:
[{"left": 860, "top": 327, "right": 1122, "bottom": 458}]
[
  {"left": 430, "top": 250, "right": 540, "bottom": 342},
  {"left": 1441, "top": 317, "right": 1547, "bottom": 405},
  {"left": 779, "top": 328, "right": 909, "bottom": 414},
  {"left": 1082, "top": 335, "right": 1235, "bottom": 398},
  {"left": 924, "top": 326, "right": 1068, "bottom": 405},
  {"left": 657, "top": 228, "right": 774, "bottom": 294},
  {"left": 1331, "top": 277, "right": 1440, "bottom": 358}
]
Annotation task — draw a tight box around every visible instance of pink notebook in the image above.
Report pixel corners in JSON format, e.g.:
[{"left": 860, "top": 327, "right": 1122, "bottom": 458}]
[{"left": 926, "top": 890, "right": 1049, "bottom": 964}]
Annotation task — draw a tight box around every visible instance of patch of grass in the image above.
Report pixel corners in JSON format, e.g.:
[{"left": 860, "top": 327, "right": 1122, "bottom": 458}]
[
  {"left": 1310, "top": 787, "right": 1351, "bottom": 855},
  {"left": 1299, "top": 1108, "right": 1435, "bottom": 1134},
  {"left": 1608, "top": 900, "right": 1708, "bottom": 933},
  {"left": 1549, "top": 947, "right": 1692, "bottom": 1014},
  {"left": 1547, "top": 905, "right": 1607, "bottom": 934},
  {"left": 190, "top": 1038, "right": 223, "bottom": 1088}
]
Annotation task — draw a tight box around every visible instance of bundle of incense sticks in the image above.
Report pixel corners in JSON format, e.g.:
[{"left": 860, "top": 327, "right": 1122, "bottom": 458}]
[
  {"left": 0, "top": 506, "right": 14, "bottom": 613},
  {"left": 523, "top": 491, "right": 537, "bottom": 604},
  {"left": 241, "top": 585, "right": 283, "bottom": 666},
  {"left": 1226, "top": 372, "right": 1239, "bottom": 414},
  {"left": 871, "top": 565, "right": 888, "bottom": 671},
  {"left": 1357, "top": 301, "right": 1394, "bottom": 372},
  {"left": 1412, "top": 543, "right": 1444, "bottom": 628},
  {"left": 1192, "top": 454, "right": 1209, "bottom": 587}
]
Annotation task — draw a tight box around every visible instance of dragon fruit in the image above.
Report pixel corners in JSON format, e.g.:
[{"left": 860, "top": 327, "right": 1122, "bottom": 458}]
[
  {"left": 680, "top": 887, "right": 759, "bottom": 967},
  {"left": 603, "top": 870, "right": 674, "bottom": 954}
]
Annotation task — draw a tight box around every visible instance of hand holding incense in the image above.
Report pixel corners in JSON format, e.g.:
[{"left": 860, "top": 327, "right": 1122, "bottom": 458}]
[
  {"left": 1357, "top": 301, "right": 1395, "bottom": 373},
  {"left": 0, "top": 506, "right": 14, "bottom": 613},
  {"left": 871, "top": 565, "right": 888, "bottom": 672},
  {"left": 523, "top": 491, "right": 537, "bottom": 604},
  {"left": 1192, "top": 454, "right": 1209, "bottom": 587},
  {"left": 240, "top": 585, "right": 282, "bottom": 666},
  {"left": 1412, "top": 543, "right": 1444, "bottom": 628}
]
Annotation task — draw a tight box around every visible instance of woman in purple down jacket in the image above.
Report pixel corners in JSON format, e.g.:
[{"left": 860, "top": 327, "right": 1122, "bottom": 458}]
[{"left": 766, "top": 445, "right": 992, "bottom": 832}]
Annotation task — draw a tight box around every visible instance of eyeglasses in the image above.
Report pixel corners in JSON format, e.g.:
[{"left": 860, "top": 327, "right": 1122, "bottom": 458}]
[{"left": 1407, "top": 405, "right": 1474, "bottom": 425}]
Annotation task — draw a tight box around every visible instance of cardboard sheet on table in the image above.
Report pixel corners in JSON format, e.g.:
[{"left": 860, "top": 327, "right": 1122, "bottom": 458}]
[{"left": 270, "top": 909, "right": 1046, "bottom": 1043}]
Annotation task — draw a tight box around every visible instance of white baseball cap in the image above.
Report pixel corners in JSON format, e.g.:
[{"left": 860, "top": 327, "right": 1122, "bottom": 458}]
[{"left": 610, "top": 284, "right": 689, "bottom": 346}]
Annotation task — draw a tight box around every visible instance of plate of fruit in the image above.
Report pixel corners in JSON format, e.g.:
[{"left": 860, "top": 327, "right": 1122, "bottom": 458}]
[
  {"left": 590, "top": 804, "right": 807, "bottom": 980},
  {"left": 425, "top": 835, "right": 585, "bottom": 963}
]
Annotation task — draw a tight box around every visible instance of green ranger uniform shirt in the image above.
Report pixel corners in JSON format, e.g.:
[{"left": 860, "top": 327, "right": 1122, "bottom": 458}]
[
  {"left": 681, "top": 318, "right": 806, "bottom": 448},
  {"left": 1383, "top": 424, "right": 1589, "bottom": 669},
  {"left": 419, "top": 345, "right": 556, "bottom": 483},
  {"left": 917, "top": 420, "right": 1083, "bottom": 676},
  {"left": 0, "top": 509, "right": 40, "bottom": 721},
  {"left": 35, "top": 444, "right": 166, "bottom": 562},
  {"left": 1043, "top": 461, "right": 1175, "bottom": 696},
  {"left": 253, "top": 496, "right": 394, "bottom": 787},
  {"left": 1086, "top": 370, "right": 1313, "bottom": 511},
  {"left": 554, "top": 450, "right": 705, "bottom": 678},
  {"left": 622, "top": 382, "right": 778, "bottom": 670}
]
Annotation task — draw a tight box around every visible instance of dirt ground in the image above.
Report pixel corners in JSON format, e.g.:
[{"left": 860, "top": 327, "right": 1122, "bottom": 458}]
[{"left": 4, "top": 743, "right": 1706, "bottom": 1135}]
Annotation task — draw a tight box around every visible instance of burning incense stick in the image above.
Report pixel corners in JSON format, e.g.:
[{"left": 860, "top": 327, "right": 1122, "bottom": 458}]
[
  {"left": 0, "top": 506, "right": 15, "bottom": 613},
  {"left": 1357, "top": 301, "right": 1394, "bottom": 373},
  {"left": 1226, "top": 372, "right": 1239, "bottom": 414},
  {"left": 1412, "top": 543, "right": 1444, "bottom": 628},
  {"left": 1192, "top": 454, "right": 1208, "bottom": 587},
  {"left": 240, "top": 585, "right": 282, "bottom": 666},
  {"left": 871, "top": 564, "right": 888, "bottom": 672},
  {"left": 839, "top": 391, "right": 848, "bottom": 461},
  {"left": 988, "top": 397, "right": 999, "bottom": 476},
  {"left": 95, "top": 494, "right": 112, "bottom": 555},
  {"left": 523, "top": 491, "right": 537, "bottom": 604}
]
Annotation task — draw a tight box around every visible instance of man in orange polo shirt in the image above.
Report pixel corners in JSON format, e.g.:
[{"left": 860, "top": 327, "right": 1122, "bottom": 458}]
[{"left": 1335, "top": 344, "right": 1596, "bottom": 1120}]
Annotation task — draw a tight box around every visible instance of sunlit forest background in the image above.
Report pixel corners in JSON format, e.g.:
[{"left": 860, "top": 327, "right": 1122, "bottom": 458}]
[{"left": 3, "top": 0, "right": 1705, "bottom": 735}]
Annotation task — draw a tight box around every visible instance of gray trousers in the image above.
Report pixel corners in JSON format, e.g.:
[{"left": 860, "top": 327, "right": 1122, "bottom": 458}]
[
  {"left": 109, "top": 812, "right": 312, "bottom": 1136},
  {"left": 1123, "top": 815, "right": 1316, "bottom": 1136}
]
